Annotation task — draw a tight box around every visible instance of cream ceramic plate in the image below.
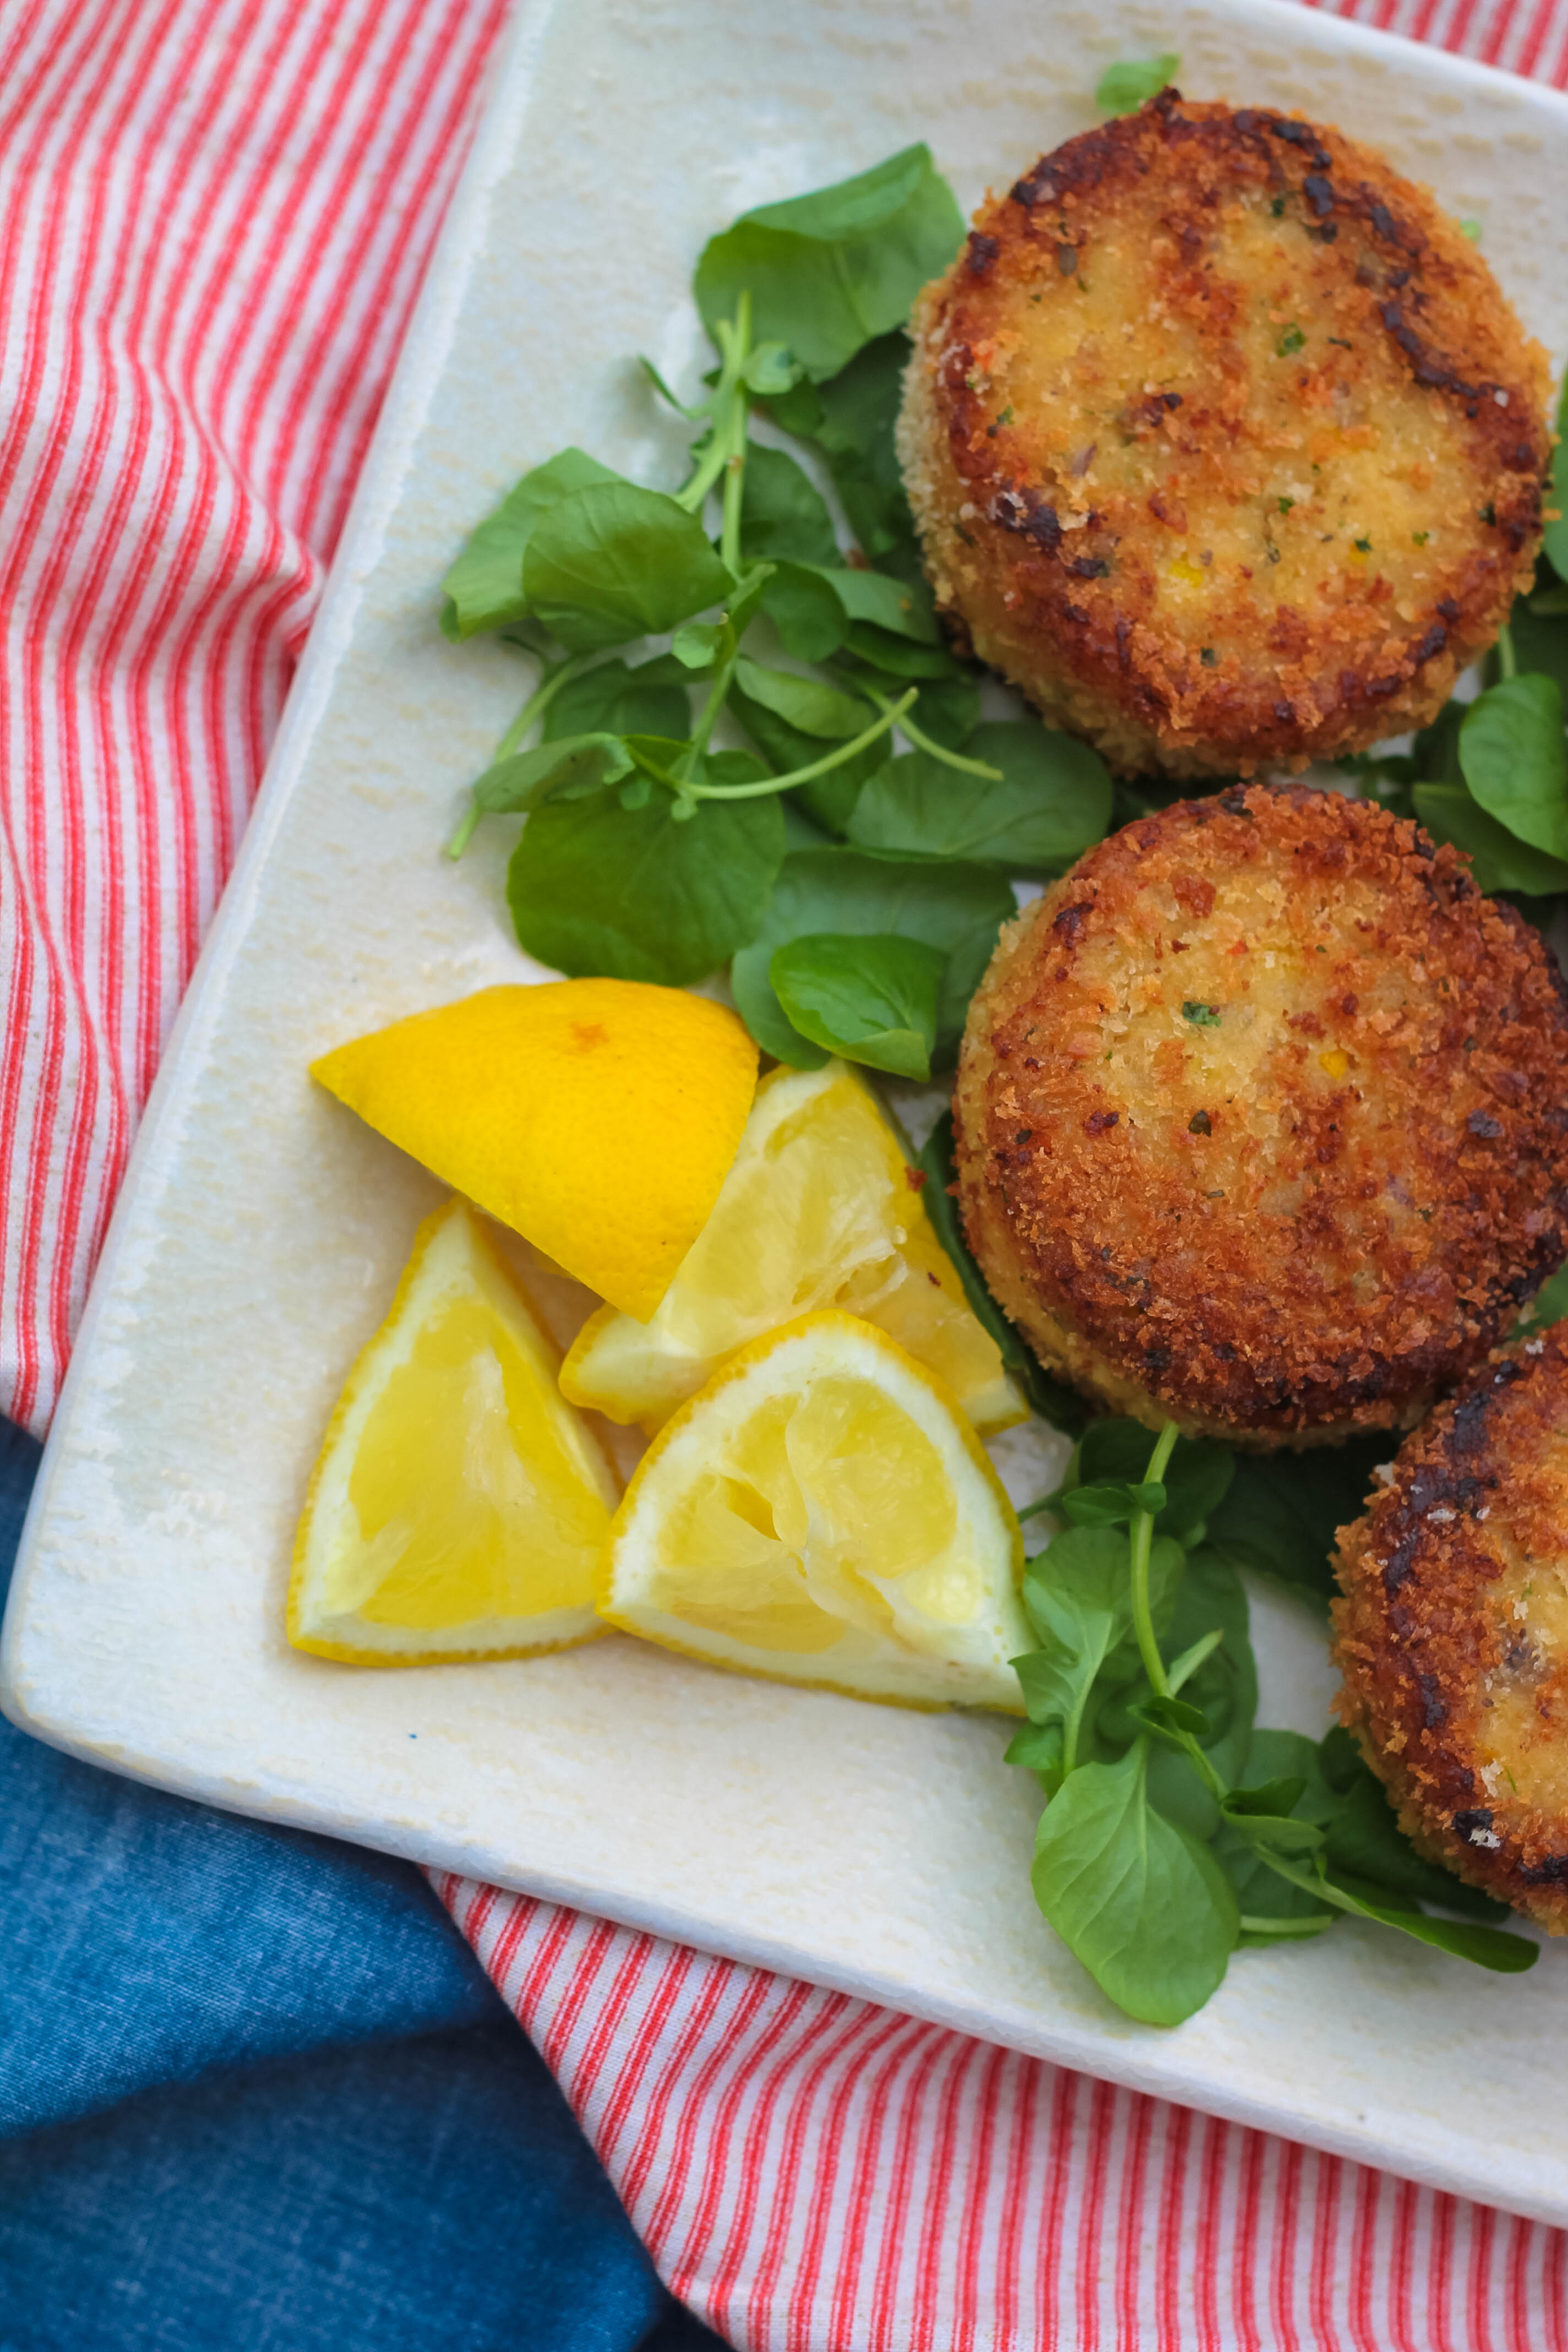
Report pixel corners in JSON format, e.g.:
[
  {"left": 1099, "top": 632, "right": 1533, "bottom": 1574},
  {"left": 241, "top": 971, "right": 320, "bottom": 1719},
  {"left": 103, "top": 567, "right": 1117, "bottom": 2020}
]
[{"left": 7, "top": 0, "right": 1568, "bottom": 2224}]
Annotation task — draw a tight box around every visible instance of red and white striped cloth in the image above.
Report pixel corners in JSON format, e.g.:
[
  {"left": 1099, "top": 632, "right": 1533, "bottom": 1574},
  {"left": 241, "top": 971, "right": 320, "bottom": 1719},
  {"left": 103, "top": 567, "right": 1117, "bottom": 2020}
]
[{"left": 5, "top": 0, "right": 1568, "bottom": 2341}]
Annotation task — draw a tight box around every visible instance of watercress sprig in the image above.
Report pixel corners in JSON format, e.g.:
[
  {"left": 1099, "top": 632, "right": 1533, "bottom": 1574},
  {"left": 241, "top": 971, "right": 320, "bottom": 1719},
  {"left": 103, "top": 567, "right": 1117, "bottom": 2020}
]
[{"left": 1015, "top": 1423, "right": 1537, "bottom": 2025}]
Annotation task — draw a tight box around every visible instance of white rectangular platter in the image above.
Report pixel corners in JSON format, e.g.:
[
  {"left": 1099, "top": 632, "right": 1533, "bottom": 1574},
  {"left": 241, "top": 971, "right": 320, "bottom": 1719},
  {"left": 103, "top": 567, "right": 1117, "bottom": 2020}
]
[{"left": 7, "top": 0, "right": 1568, "bottom": 2224}]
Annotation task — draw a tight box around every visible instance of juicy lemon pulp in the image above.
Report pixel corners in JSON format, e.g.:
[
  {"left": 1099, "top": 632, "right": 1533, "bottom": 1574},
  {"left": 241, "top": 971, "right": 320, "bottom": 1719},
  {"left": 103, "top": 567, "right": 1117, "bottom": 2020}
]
[
  {"left": 602, "top": 1311, "right": 1028, "bottom": 1711},
  {"left": 562, "top": 1063, "right": 1022, "bottom": 1436},
  {"left": 290, "top": 1198, "right": 617, "bottom": 1663}
]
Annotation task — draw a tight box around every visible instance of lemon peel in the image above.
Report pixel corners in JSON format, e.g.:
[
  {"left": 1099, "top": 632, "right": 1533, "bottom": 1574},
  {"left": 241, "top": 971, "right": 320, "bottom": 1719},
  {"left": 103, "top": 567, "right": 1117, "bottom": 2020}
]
[
  {"left": 312, "top": 979, "right": 758, "bottom": 1320},
  {"left": 290, "top": 1197, "right": 619, "bottom": 1664}
]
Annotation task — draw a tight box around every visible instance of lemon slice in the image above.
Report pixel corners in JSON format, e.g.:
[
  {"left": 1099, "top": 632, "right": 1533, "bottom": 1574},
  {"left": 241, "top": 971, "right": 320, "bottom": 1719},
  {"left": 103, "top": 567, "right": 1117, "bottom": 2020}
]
[
  {"left": 600, "top": 1310, "right": 1028, "bottom": 1709},
  {"left": 290, "top": 1199, "right": 619, "bottom": 1663},
  {"left": 312, "top": 979, "right": 758, "bottom": 1320},
  {"left": 561, "top": 1061, "right": 1023, "bottom": 1436}
]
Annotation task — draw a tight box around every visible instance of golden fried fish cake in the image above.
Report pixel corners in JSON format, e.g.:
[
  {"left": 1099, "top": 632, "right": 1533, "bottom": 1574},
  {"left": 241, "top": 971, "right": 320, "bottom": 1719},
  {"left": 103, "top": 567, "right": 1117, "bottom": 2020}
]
[
  {"left": 954, "top": 783, "right": 1568, "bottom": 1445},
  {"left": 1335, "top": 1327, "right": 1568, "bottom": 1931},
  {"left": 899, "top": 92, "right": 1551, "bottom": 777}
]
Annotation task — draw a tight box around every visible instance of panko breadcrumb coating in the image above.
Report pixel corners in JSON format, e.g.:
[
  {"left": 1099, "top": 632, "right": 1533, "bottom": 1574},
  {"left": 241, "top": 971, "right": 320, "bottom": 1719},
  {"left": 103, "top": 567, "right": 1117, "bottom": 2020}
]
[
  {"left": 899, "top": 92, "right": 1552, "bottom": 777},
  {"left": 1334, "top": 1326, "right": 1568, "bottom": 1931},
  {"left": 953, "top": 783, "right": 1568, "bottom": 1446}
]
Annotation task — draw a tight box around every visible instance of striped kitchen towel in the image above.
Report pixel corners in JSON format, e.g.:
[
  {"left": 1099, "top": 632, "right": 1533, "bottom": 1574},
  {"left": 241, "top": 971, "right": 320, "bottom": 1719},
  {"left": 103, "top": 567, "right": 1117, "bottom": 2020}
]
[{"left": 3, "top": 0, "right": 1566, "bottom": 2343}]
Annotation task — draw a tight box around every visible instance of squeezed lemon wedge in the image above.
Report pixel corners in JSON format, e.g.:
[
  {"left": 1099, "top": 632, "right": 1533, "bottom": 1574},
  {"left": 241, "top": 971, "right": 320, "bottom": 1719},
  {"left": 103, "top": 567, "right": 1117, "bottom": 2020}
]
[
  {"left": 289, "top": 1198, "right": 619, "bottom": 1663},
  {"left": 598, "top": 1310, "right": 1028, "bottom": 1709},
  {"left": 561, "top": 1061, "right": 1023, "bottom": 1435},
  {"left": 311, "top": 979, "right": 758, "bottom": 1320}
]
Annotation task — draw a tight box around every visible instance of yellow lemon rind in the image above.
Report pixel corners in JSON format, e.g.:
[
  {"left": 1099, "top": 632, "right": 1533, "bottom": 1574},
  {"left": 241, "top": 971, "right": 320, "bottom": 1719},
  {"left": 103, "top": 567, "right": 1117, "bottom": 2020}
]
[
  {"left": 289, "top": 1197, "right": 616, "bottom": 1665},
  {"left": 597, "top": 1308, "right": 1028, "bottom": 1713},
  {"left": 311, "top": 979, "right": 759, "bottom": 1322}
]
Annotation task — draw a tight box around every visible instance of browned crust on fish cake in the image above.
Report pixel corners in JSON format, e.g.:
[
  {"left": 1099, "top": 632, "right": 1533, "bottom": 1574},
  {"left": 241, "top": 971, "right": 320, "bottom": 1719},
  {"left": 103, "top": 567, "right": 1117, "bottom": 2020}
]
[
  {"left": 953, "top": 783, "right": 1568, "bottom": 1444},
  {"left": 899, "top": 92, "right": 1551, "bottom": 776},
  {"left": 1333, "top": 1327, "right": 1568, "bottom": 1930}
]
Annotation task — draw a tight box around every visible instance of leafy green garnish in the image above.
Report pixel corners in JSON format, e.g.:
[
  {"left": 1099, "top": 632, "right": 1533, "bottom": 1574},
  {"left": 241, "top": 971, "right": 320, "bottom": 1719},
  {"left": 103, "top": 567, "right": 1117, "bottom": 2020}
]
[
  {"left": 541, "top": 654, "right": 691, "bottom": 744},
  {"left": 730, "top": 848, "right": 1014, "bottom": 1067},
  {"left": 694, "top": 146, "right": 962, "bottom": 384},
  {"left": 770, "top": 931, "right": 945, "bottom": 1077},
  {"left": 1413, "top": 782, "right": 1568, "bottom": 897},
  {"left": 846, "top": 722, "right": 1112, "bottom": 871},
  {"left": 1032, "top": 1741, "right": 1238, "bottom": 2026},
  {"left": 521, "top": 481, "right": 734, "bottom": 651},
  {"left": 914, "top": 1112, "right": 1090, "bottom": 1435},
  {"left": 1014, "top": 1424, "right": 1536, "bottom": 2023},
  {"left": 1458, "top": 673, "right": 1568, "bottom": 862},
  {"left": 440, "top": 449, "right": 619, "bottom": 639},
  {"left": 508, "top": 772, "right": 784, "bottom": 987},
  {"left": 738, "top": 445, "right": 841, "bottom": 568},
  {"left": 1094, "top": 53, "right": 1180, "bottom": 115},
  {"left": 1546, "top": 373, "right": 1568, "bottom": 582}
]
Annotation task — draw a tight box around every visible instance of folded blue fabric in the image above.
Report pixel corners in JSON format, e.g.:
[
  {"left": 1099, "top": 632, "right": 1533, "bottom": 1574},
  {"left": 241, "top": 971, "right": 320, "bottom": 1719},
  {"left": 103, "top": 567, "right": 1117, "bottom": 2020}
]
[{"left": 0, "top": 1417, "right": 720, "bottom": 2351}]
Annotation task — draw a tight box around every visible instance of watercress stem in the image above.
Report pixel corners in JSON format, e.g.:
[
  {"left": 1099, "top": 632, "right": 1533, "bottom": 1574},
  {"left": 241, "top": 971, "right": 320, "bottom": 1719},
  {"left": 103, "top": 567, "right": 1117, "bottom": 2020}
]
[
  {"left": 1128, "top": 1421, "right": 1180, "bottom": 1699},
  {"left": 673, "top": 687, "right": 918, "bottom": 799},
  {"left": 861, "top": 685, "right": 1004, "bottom": 780},
  {"left": 676, "top": 291, "right": 753, "bottom": 522},
  {"left": 1498, "top": 623, "right": 1518, "bottom": 680},
  {"left": 444, "top": 650, "right": 602, "bottom": 859}
]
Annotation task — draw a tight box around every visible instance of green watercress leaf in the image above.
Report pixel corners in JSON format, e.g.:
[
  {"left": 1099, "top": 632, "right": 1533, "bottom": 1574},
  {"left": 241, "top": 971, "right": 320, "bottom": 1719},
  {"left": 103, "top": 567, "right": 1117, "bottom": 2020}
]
[
  {"left": 914, "top": 1111, "right": 1090, "bottom": 1434},
  {"left": 902, "top": 674, "right": 982, "bottom": 749},
  {"left": 733, "top": 657, "right": 871, "bottom": 739},
  {"left": 1140, "top": 1546, "right": 1256, "bottom": 1836},
  {"left": 1458, "top": 674, "right": 1568, "bottom": 860},
  {"left": 522, "top": 482, "right": 734, "bottom": 652},
  {"left": 441, "top": 448, "right": 619, "bottom": 639},
  {"left": 847, "top": 722, "right": 1112, "bottom": 870},
  {"left": 1318, "top": 1736, "right": 1509, "bottom": 1921},
  {"left": 759, "top": 563, "right": 851, "bottom": 663},
  {"left": 695, "top": 145, "right": 963, "bottom": 383},
  {"left": 815, "top": 564, "right": 940, "bottom": 643},
  {"left": 508, "top": 778, "right": 784, "bottom": 987},
  {"left": 739, "top": 444, "right": 840, "bottom": 568},
  {"left": 1058, "top": 1480, "right": 1167, "bottom": 1529},
  {"left": 1058, "top": 1418, "right": 1234, "bottom": 1547},
  {"left": 1260, "top": 1850, "right": 1536, "bottom": 1973},
  {"left": 1096, "top": 53, "right": 1180, "bottom": 113},
  {"left": 1031, "top": 1741, "right": 1237, "bottom": 2026},
  {"left": 1017, "top": 1524, "right": 1184, "bottom": 1743},
  {"left": 766, "top": 333, "right": 919, "bottom": 560},
  {"left": 542, "top": 654, "right": 691, "bottom": 744},
  {"left": 1206, "top": 1436, "right": 1387, "bottom": 1608},
  {"left": 470, "top": 732, "right": 633, "bottom": 814},
  {"left": 769, "top": 932, "right": 945, "bottom": 1079},
  {"left": 1215, "top": 1729, "right": 1340, "bottom": 1935},
  {"left": 730, "top": 848, "right": 1015, "bottom": 1065},
  {"left": 728, "top": 679, "right": 888, "bottom": 837},
  {"left": 1413, "top": 782, "right": 1568, "bottom": 896},
  {"left": 1545, "top": 372, "right": 1568, "bottom": 582},
  {"left": 1516, "top": 1259, "right": 1568, "bottom": 1335}
]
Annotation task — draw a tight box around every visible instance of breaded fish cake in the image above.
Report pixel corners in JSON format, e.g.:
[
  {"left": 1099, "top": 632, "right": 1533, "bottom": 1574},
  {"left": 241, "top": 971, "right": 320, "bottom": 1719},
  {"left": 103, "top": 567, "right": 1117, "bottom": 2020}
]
[
  {"left": 953, "top": 783, "right": 1568, "bottom": 1446},
  {"left": 899, "top": 92, "right": 1552, "bottom": 777},
  {"left": 1334, "top": 1326, "right": 1568, "bottom": 1931}
]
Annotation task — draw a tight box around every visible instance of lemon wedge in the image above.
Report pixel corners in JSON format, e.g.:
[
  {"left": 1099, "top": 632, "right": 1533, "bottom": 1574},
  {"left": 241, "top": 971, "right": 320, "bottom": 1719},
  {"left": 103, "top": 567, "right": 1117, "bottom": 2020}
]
[
  {"left": 312, "top": 979, "right": 758, "bottom": 1320},
  {"left": 290, "top": 1198, "right": 619, "bottom": 1663},
  {"left": 560, "top": 1061, "right": 1023, "bottom": 1435},
  {"left": 599, "top": 1310, "right": 1028, "bottom": 1709}
]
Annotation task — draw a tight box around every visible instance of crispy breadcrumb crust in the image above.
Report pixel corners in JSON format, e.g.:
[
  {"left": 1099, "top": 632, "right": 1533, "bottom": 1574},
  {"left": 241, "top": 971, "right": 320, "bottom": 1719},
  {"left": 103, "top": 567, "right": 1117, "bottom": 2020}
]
[
  {"left": 953, "top": 783, "right": 1568, "bottom": 1445},
  {"left": 899, "top": 92, "right": 1551, "bottom": 777},
  {"left": 1333, "top": 1327, "right": 1568, "bottom": 1931}
]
